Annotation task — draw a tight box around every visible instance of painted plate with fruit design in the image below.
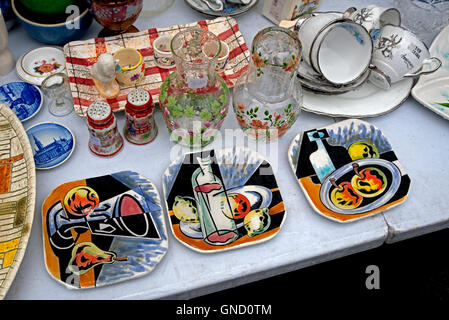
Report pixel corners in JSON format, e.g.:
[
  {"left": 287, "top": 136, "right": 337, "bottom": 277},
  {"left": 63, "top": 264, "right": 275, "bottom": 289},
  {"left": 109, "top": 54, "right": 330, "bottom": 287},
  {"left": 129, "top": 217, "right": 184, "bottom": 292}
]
[
  {"left": 288, "top": 119, "right": 411, "bottom": 223},
  {"left": 162, "top": 146, "right": 286, "bottom": 253},
  {"left": 41, "top": 171, "right": 168, "bottom": 289}
]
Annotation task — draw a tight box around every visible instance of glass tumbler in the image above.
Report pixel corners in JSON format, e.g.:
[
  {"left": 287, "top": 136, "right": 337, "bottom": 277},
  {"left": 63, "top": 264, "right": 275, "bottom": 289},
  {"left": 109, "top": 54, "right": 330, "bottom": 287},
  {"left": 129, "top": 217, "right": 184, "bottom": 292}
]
[{"left": 41, "top": 73, "right": 73, "bottom": 116}]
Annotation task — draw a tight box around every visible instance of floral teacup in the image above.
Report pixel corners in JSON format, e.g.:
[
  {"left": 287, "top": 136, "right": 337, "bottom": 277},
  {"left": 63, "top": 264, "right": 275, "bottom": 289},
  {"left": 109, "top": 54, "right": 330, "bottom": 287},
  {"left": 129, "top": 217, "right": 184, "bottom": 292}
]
[{"left": 113, "top": 48, "right": 145, "bottom": 86}]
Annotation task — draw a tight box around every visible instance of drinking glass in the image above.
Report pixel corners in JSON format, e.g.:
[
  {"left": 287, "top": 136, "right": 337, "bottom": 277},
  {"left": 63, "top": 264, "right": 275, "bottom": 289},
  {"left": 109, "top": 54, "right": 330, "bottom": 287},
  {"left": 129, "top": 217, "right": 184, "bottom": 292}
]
[{"left": 41, "top": 73, "right": 73, "bottom": 116}]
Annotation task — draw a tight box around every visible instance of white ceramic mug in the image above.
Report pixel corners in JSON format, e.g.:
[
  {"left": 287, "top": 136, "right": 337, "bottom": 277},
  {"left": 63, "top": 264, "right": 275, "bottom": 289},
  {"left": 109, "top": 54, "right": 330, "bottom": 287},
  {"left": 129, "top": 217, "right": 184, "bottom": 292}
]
[
  {"left": 349, "top": 5, "right": 401, "bottom": 38},
  {"left": 369, "top": 25, "right": 442, "bottom": 89}
]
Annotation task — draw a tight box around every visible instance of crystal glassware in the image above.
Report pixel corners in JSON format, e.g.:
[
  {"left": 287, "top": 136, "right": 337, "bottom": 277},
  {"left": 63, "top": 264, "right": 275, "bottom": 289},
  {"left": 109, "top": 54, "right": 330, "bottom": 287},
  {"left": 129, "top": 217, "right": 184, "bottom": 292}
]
[
  {"left": 393, "top": 0, "right": 449, "bottom": 45},
  {"left": 159, "top": 28, "right": 230, "bottom": 148},
  {"left": 232, "top": 26, "right": 303, "bottom": 142},
  {"left": 41, "top": 73, "right": 73, "bottom": 116}
]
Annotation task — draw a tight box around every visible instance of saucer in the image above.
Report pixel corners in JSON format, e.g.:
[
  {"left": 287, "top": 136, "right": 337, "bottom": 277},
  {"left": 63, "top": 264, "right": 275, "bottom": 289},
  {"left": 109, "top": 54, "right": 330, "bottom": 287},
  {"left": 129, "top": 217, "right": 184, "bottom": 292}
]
[
  {"left": 16, "top": 47, "right": 66, "bottom": 86},
  {"left": 302, "top": 77, "right": 413, "bottom": 118},
  {"left": 0, "top": 82, "right": 43, "bottom": 121},
  {"left": 297, "top": 60, "right": 370, "bottom": 95},
  {"left": 26, "top": 122, "right": 75, "bottom": 170},
  {"left": 184, "top": 0, "right": 258, "bottom": 16}
]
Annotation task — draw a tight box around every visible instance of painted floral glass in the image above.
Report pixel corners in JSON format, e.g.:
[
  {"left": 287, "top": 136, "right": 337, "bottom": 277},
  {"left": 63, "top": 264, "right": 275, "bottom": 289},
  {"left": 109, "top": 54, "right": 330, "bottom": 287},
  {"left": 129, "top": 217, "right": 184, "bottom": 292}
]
[
  {"left": 232, "top": 26, "right": 303, "bottom": 142},
  {"left": 159, "top": 28, "right": 230, "bottom": 148}
]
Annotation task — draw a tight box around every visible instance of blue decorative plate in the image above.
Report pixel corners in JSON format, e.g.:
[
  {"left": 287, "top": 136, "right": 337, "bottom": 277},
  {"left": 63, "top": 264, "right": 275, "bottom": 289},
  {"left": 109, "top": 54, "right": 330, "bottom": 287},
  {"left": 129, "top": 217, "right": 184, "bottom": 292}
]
[
  {"left": 0, "top": 82, "right": 43, "bottom": 122},
  {"left": 26, "top": 122, "right": 75, "bottom": 170}
]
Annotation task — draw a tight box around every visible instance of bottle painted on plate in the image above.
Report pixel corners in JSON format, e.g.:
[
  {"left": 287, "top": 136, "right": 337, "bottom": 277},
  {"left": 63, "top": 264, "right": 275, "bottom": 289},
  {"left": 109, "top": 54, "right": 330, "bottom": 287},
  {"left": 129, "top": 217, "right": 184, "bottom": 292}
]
[{"left": 191, "top": 156, "right": 238, "bottom": 246}]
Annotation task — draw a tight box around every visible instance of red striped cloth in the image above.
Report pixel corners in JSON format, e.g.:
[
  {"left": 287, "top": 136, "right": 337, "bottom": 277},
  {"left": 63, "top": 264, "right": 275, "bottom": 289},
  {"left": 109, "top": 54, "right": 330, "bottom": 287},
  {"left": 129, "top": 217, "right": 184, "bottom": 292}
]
[{"left": 63, "top": 17, "right": 251, "bottom": 117}]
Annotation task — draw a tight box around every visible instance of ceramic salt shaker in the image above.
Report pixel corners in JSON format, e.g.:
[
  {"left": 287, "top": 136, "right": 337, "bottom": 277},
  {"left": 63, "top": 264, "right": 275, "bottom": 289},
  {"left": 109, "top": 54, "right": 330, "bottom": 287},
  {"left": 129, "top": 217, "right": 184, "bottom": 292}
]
[
  {"left": 0, "top": 11, "right": 14, "bottom": 76},
  {"left": 87, "top": 101, "right": 124, "bottom": 157},
  {"left": 124, "top": 88, "right": 157, "bottom": 145}
]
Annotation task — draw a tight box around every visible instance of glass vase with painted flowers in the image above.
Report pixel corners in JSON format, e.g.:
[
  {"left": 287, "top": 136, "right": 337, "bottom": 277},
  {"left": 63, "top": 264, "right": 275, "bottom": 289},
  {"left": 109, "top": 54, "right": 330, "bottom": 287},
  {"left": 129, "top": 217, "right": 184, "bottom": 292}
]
[
  {"left": 159, "top": 28, "right": 230, "bottom": 148},
  {"left": 232, "top": 26, "right": 303, "bottom": 142}
]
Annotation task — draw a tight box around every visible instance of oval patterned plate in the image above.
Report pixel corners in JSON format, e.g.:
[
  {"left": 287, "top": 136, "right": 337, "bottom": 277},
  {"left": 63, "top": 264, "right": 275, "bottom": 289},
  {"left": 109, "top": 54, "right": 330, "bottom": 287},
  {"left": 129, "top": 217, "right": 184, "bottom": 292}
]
[{"left": 0, "top": 103, "right": 36, "bottom": 299}]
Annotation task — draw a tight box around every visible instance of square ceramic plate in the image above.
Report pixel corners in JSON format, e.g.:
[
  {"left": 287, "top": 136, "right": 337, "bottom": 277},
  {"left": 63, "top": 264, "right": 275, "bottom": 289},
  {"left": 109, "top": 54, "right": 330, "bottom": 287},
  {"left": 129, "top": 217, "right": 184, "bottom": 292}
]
[
  {"left": 63, "top": 16, "right": 250, "bottom": 117},
  {"left": 162, "top": 146, "right": 286, "bottom": 253},
  {"left": 41, "top": 171, "right": 168, "bottom": 289},
  {"left": 412, "top": 24, "right": 449, "bottom": 120},
  {"left": 288, "top": 119, "right": 411, "bottom": 223}
]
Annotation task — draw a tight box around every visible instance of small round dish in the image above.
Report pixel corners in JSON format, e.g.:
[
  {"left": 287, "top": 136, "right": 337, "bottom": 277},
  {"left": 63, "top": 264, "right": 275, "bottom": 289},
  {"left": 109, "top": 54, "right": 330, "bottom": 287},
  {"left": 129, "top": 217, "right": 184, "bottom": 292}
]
[
  {"left": 184, "top": 0, "right": 258, "bottom": 16},
  {"left": 16, "top": 47, "right": 66, "bottom": 86},
  {"left": 26, "top": 122, "right": 75, "bottom": 170},
  {"left": 0, "top": 81, "right": 43, "bottom": 121}
]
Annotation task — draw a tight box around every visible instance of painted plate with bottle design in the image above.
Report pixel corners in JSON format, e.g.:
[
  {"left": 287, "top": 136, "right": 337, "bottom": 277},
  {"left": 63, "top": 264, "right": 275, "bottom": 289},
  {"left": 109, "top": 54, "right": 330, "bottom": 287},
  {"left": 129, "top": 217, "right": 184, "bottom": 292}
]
[
  {"left": 41, "top": 171, "right": 168, "bottom": 289},
  {"left": 288, "top": 119, "right": 411, "bottom": 223},
  {"left": 162, "top": 146, "right": 286, "bottom": 253}
]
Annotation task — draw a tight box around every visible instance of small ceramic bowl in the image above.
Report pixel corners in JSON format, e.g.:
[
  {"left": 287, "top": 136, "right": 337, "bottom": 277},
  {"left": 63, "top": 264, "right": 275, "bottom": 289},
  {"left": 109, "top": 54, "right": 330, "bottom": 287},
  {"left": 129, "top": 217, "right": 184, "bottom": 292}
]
[
  {"left": 113, "top": 48, "right": 145, "bottom": 87},
  {"left": 153, "top": 36, "right": 175, "bottom": 69},
  {"left": 20, "top": 0, "right": 76, "bottom": 16},
  {"left": 12, "top": 0, "right": 93, "bottom": 45}
]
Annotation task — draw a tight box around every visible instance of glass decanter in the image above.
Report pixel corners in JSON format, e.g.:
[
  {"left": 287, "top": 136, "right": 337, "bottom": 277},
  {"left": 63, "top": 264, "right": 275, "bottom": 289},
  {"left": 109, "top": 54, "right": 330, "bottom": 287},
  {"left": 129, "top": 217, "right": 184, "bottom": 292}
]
[
  {"left": 232, "top": 26, "right": 303, "bottom": 142},
  {"left": 159, "top": 28, "right": 230, "bottom": 148}
]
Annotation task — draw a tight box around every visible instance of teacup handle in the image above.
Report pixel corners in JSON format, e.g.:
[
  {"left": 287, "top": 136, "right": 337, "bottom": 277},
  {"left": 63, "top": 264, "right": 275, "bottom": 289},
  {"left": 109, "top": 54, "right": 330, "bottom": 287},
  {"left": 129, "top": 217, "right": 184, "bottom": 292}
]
[{"left": 404, "top": 57, "right": 442, "bottom": 78}]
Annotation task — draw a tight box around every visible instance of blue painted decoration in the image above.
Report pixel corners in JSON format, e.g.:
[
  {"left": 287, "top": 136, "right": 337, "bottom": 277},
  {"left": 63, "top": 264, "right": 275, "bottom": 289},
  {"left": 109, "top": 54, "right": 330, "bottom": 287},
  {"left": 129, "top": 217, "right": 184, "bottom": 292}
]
[
  {"left": 0, "top": 82, "right": 43, "bottom": 122},
  {"left": 26, "top": 122, "right": 75, "bottom": 169}
]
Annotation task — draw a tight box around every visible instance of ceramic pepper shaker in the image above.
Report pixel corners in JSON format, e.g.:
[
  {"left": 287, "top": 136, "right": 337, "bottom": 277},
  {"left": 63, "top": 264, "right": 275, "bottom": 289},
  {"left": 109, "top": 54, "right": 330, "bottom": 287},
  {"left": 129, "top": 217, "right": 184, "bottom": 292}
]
[
  {"left": 0, "top": 11, "right": 14, "bottom": 76},
  {"left": 124, "top": 88, "right": 158, "bottom": 145},
  {"left": 87, "top": 101, "right": 124, "bottom": 157}
]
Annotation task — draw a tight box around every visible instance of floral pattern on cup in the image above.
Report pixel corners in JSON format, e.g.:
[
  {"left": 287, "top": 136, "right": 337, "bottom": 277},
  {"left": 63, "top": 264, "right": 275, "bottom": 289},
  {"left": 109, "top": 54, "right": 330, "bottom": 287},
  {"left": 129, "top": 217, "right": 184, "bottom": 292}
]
[
  {"left": 113, "top": 48, "right": 145, "bottom": 86},
  {"left": 234, "top": 102, "right": 298, "bottom": 141}
]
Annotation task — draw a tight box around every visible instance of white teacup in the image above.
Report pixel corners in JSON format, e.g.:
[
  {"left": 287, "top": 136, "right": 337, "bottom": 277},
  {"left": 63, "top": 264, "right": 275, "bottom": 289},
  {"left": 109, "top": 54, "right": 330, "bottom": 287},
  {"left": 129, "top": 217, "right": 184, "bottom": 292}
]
[
  {"left": 297, "top": 11, "right": 373, "bottom": 85},
  {"left": 153, "top": 35, "right": 175, "bottom": 69},
  {"left": 369, "top": 25, "right": 442, "bottom": 89},
  {"left": 348, "top": 5, "right": 401, "bottom": 38},
  {"left": 297, "top": 11, "right": 343, "bottom": 69}
]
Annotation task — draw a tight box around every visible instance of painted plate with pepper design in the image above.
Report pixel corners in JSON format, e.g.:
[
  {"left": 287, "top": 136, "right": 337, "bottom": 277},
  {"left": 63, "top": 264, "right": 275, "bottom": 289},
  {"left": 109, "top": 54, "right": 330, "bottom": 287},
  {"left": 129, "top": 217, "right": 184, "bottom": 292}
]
[
  {"left": 15, "top": 47, "right": 66, "bottom": 86},
  {"left": 288, "top": 119, "right": 411, "bottom": 223}
]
